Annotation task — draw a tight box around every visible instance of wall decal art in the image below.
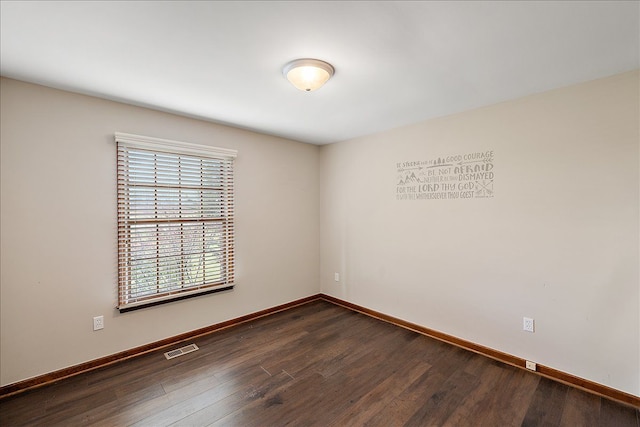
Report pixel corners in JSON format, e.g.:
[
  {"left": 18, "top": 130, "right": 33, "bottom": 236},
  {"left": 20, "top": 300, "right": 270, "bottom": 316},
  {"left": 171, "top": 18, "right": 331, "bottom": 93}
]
[{"left": 396, "top": 151, "right": 494, "bottom": 200}]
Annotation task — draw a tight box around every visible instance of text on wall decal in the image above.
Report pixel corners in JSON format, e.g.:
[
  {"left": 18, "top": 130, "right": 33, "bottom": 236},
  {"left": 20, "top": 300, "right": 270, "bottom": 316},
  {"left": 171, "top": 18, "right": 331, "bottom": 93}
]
[{"left": 396, "top": 150, "right": 494, "bottom": 201}]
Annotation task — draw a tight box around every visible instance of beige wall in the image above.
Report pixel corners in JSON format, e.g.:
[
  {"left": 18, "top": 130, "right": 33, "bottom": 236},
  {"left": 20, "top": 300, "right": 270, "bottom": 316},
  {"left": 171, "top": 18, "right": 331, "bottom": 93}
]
[
  {"left": 0, "top": 78, "right": 320, "bottom": 386},
  {"left": 319, "top": 71, "right": 640, "bottom": 396}
]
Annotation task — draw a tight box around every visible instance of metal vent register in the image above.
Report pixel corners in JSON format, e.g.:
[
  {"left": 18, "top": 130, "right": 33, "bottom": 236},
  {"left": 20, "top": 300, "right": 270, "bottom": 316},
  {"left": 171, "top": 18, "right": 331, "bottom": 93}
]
[{"left": 164, "top": 343, "right": 199, "bottom": 360}]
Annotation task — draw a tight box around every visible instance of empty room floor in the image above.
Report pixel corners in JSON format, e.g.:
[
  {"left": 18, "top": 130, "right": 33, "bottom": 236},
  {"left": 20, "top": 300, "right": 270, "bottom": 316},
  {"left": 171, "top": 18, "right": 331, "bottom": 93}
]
[{"left": 0, "top": 300, "right": 638, "bottom": 426}]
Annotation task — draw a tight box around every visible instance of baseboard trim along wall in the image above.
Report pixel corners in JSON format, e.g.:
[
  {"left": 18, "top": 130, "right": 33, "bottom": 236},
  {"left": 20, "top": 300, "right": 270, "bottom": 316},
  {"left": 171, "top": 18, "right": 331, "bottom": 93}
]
[
  {"left": 1, "top": 293, "right": 638, "bottom": 408},
  {"left": 319, "top": 294, "right": 640, "bottom": 408},
  {"left": 0, "top": 294, "right": 321, "bottom": 400}
]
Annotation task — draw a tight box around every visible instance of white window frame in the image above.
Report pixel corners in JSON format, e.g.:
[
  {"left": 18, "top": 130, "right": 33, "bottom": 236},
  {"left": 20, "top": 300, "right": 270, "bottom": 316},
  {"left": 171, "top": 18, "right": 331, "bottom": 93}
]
[{"left": 116, "top": 132, "right": 236, "bottom": 312}]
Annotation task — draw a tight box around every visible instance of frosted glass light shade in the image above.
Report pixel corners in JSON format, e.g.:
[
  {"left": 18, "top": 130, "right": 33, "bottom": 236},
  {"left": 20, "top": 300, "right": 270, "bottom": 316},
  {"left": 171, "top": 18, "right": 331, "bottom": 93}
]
[{"left": 283, "top": 59, "right": 334, "bottom": 92}]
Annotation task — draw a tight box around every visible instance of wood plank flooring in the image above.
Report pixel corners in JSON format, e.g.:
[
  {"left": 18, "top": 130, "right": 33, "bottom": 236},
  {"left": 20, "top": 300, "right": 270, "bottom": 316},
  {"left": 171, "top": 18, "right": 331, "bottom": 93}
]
[{"left": 1, "top": 300, "right": 638, "bottom": 426}]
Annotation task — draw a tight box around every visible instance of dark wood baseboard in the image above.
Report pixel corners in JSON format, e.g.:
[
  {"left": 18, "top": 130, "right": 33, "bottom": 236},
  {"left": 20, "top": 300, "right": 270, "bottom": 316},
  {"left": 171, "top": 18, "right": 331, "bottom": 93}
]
[
  {"left": 0, "top": 294, "right": 322, "bottom": 400},
  {"left": 2, "top": 292, "right": 638, "bottom": 408},
  {"left": 319, "top": 294, "right": 640, "bottom": 408}
]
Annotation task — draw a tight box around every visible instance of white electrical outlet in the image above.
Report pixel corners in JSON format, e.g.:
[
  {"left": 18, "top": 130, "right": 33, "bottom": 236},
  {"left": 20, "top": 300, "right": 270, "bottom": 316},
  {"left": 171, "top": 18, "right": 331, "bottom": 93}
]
[
  {"left": 93, "top": 315, "right": 104, "bottom": 331},
  {"left": 523, "top": 317, "right": 534, "bottom": 333},
  {"left": 334, "top": 272, "right": 340, "bottom": 282},
  {"left": 525, "top": 360, "right": 537, "bottom": 371}
]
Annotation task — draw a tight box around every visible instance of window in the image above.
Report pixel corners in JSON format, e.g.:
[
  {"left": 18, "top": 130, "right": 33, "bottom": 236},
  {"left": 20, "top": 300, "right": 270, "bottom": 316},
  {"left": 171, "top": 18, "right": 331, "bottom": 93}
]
[{"left": 116, "top": 133, "right": 236, "bottom": 312}]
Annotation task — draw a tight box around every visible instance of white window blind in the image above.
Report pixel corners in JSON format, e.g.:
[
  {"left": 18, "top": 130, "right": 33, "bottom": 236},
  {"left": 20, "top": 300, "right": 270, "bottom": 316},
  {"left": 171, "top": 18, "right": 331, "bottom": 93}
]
[{"left": 116, "top": 133, "right": 236, "bottom": 312}]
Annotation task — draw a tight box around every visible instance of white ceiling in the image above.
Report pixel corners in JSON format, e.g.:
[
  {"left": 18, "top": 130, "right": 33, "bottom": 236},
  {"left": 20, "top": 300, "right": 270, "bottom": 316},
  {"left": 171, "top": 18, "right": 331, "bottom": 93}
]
[{"left": 1, "top": 1, "right": 638, "bottom": 145}]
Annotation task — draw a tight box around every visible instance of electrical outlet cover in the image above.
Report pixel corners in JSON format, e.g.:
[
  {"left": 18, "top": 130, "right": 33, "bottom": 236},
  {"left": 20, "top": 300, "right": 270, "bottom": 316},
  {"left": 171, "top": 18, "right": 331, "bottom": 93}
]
[
  {"left": 523, "top": 317, "right": 534, "bottom": 333},
  {"left": 93, "top": 315, "right": 104, "bottom": 331}
]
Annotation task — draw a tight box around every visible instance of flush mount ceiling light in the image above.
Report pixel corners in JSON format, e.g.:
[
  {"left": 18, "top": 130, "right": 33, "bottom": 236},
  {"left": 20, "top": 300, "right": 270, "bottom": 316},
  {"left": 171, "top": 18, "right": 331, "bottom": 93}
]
[{"left": 283, "top": 58, "right": 334, "bottom": 92}]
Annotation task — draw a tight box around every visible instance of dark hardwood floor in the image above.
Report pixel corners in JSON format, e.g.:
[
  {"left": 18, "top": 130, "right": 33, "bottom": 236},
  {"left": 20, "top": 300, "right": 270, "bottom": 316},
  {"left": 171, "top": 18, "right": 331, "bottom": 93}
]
[{"left": 1, "top": 300, "right": 638, "bottom": 426}]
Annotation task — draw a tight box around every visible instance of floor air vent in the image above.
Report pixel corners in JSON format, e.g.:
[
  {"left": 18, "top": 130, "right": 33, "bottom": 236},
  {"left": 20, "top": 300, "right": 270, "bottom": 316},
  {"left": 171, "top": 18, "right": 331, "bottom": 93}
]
[{"left": 164, "top": 343, "right": 199, "bottom": 360}]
